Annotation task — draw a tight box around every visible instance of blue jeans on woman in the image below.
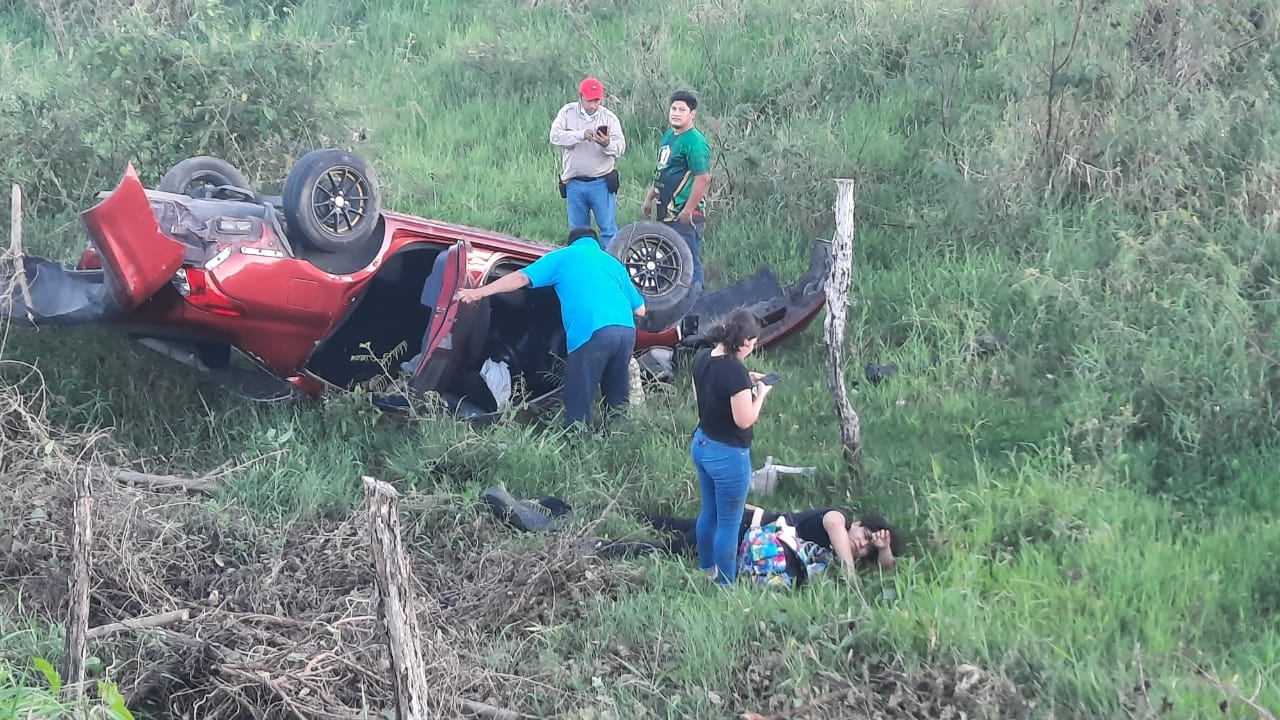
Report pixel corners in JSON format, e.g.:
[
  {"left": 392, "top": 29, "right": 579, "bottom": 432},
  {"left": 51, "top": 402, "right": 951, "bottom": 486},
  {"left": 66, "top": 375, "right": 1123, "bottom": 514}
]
[{"left": 691, "top": 427, "right": 752, "bottom": 585}]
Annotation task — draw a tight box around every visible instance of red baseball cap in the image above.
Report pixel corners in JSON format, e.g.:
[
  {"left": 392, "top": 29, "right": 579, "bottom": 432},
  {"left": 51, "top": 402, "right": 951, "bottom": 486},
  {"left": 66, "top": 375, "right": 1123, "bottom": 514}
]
[{"left": 579, "top": 77, "right": 604, "bottom": 100}]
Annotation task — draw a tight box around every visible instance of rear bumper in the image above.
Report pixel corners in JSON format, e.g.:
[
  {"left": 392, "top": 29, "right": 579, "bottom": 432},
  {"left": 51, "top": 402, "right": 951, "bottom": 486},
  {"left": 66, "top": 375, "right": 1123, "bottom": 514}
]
[{"left": 655, "top": 237, "right": 834, "bottom": 350}]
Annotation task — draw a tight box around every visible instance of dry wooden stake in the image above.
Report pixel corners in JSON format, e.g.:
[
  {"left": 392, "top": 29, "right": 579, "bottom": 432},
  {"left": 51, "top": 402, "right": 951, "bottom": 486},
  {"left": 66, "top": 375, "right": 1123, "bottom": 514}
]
[
  {"left": 10, "top": 184, "right": 35, "bottom": 324},
  {"left": 63, "top": 469, "right": 93, "bottom": 701},
  {"left": 824, "top": 179, "right": 862, "bottom": 465},
  {"left": 363, "top": 476, "right": 434, "bottom": 720}
]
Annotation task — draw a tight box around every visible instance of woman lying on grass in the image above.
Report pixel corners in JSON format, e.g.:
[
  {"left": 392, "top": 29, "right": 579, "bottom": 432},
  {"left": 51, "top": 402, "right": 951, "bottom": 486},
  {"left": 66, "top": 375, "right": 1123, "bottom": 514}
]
[{"left": 588, "top": 503, "right": 901, "bottom": 577}]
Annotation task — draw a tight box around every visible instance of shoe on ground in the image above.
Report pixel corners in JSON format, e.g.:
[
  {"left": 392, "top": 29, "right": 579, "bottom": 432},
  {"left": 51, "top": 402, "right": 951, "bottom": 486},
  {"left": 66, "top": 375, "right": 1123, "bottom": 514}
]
[{"left": 480, "top": 486, "right": 554, "bottom": 533}]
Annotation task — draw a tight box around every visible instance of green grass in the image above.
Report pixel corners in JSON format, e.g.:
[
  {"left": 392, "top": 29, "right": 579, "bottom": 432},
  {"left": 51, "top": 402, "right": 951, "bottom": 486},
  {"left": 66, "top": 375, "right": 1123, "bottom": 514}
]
[{"left": 3, "top": 0, "right": 1280, "bottom": 716}]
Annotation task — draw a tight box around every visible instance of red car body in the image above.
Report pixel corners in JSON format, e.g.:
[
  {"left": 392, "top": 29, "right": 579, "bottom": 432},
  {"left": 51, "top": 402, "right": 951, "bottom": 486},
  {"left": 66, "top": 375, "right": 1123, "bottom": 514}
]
[{"left": 8, "top": 162, "right": 832, "bottom": 415}]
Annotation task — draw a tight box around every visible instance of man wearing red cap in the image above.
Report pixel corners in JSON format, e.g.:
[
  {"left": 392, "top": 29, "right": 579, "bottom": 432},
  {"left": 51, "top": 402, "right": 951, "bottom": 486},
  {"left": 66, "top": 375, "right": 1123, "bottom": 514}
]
[{"left": 550, "top": 77, "right": 627, "bottom": 251}]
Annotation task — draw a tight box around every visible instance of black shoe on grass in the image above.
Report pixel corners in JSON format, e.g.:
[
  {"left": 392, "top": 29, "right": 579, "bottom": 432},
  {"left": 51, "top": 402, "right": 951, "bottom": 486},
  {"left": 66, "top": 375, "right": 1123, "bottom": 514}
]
[{"left": 480, "top": 486, "right": 554, "bottom": 533}]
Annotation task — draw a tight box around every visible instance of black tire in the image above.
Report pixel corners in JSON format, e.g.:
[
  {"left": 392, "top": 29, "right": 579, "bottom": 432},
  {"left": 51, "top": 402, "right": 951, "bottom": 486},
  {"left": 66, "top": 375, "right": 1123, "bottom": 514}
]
[
  {"left": 609, "top": 221, "right": 697, "bottom": 333},
  {"left": 282, "top": 149, "right": 382, "bottom": 254},
  {"left": 158, "top": 156, "right": 253, "bottom": 198}
]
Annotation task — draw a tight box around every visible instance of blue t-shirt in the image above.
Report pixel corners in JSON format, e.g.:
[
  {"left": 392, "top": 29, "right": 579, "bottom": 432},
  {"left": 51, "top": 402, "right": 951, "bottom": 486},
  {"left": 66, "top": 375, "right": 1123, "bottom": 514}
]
[{"left": 520, "top": 237, "right": 645, "bottom": 352}]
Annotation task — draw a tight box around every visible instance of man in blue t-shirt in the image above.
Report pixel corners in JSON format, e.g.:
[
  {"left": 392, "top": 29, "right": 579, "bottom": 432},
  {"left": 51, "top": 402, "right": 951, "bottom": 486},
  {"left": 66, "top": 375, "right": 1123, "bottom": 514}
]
[{"left": 456, "top": 226, "right": 647, "bottom": 428}]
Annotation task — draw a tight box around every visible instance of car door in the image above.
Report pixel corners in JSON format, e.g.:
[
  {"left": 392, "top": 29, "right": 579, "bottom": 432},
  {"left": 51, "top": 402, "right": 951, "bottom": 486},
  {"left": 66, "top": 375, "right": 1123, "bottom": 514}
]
[
  {"left": 409, "top": 239, "right": 480, "bottom": 393},
  {"left": 78, "top": 164, "right": 187, "bottom": 311}
]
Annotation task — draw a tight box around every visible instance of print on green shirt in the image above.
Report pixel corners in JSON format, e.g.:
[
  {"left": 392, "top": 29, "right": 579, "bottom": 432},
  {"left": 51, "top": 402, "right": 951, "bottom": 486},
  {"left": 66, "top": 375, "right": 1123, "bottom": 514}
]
[{"left": 652, "top": 127, "right": 711, "bottom": 221}]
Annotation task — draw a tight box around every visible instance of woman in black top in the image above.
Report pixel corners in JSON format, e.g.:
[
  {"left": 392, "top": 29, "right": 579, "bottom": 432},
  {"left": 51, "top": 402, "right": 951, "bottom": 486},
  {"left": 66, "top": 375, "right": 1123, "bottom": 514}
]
[
  {"left": 690, "top": 309, "right": 773, "bottom": 585},
  {"left": 588, "top": 506, "right": 901, "bottom": 576}
]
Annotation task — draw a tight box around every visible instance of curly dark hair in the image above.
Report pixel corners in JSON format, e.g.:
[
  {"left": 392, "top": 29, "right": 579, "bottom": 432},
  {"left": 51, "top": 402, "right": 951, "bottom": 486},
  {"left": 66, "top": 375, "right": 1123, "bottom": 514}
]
[
  {"left": 855, "top": 513, "right": 905, "bottom": 568},
  {"left": 704, "top": 309, "right": 760, "bottom": 353}
]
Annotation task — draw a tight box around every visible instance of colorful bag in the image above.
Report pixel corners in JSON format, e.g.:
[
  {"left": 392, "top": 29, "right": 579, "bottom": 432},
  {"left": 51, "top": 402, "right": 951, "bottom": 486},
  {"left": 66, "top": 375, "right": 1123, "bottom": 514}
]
[{"left": 738, "top": 508, "right": 811, "bottom": 589}]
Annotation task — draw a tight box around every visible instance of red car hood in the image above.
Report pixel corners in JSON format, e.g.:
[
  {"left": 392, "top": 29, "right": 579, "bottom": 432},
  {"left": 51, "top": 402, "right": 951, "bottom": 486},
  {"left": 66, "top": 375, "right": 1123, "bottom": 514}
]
[{"left": 79, "top": 164, "right": 186, "bottom": 311}]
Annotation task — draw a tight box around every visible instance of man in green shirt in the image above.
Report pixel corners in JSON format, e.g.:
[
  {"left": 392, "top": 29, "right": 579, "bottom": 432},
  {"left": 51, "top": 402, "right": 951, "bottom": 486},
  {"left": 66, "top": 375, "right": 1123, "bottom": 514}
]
[{"left": 642, "top": 90, "right": 712, "bottom": 292}]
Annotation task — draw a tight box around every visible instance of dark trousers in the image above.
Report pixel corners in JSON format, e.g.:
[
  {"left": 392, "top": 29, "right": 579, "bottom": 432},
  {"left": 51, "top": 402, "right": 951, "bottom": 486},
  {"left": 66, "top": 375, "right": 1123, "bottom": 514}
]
[
  {"left": 562, "top": 325, "right": 636, "bottom": 427},
  {"left": 664, "top": 217, "right": 704, "bottom": 291},
  {"left": 592, "top": 512, "right": 752, "bottom": 558}
]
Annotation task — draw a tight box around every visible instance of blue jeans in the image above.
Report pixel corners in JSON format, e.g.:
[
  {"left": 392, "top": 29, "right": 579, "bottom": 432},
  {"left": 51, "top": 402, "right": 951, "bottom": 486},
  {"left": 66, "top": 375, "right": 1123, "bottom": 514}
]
[
  {"left": 691, "top": 427, "right": 752, "bottom": 585},
  {"left": 562, "top": 325, "right": 635, "bottom": 427},
  {"left": 664, "top": 218, "right": 704, "bottom": 292},
  {"left": 566, "top": 178, "right": 618, "bottom": 250}
]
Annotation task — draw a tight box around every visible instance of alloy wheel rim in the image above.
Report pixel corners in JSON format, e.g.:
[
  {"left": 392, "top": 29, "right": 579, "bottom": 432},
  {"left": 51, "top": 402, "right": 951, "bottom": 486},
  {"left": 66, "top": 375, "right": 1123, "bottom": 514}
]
[
  {"left": 622, "top": 234, "right": 682, "bottom": 297},
  {"left": 310, "top": 166, "right": 371, "bottom": 235}
]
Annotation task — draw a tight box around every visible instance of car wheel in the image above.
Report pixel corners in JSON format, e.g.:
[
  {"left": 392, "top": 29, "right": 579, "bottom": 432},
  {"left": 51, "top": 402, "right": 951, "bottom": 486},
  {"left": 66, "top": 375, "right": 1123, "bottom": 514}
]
[
  {"left": 282, "top": 149, "right": 383, "bottom": 254},
  {"left": 158, "top": 156, "right": 253, "bottom": 199},
  {"left": 609, "top": 221, "right": 697, "bottom": 333}
]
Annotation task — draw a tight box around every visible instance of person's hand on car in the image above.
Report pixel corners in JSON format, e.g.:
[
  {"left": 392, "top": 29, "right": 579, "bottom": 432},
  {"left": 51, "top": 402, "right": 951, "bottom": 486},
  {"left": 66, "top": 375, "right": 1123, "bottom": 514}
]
[{"left": 456, "top": 288, "right": 485, "bottom": 304}]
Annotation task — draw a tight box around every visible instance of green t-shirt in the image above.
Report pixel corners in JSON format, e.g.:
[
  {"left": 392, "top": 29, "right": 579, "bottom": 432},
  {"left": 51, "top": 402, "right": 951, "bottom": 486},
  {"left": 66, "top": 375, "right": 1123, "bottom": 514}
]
[{"left": 652, "top": 127, "right": 711, "bottom": 221}]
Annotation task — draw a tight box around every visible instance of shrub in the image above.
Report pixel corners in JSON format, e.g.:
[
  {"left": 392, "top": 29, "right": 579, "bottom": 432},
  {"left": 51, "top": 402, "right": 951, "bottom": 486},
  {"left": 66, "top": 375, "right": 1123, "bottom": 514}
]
[{"left": 0, "top": 0, "right": 352, "bottom": 218}]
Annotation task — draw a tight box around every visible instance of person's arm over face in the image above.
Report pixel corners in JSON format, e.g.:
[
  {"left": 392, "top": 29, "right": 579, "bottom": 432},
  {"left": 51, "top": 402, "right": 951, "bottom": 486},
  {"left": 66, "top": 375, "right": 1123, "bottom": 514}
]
[{"left": 870, "top": 530, "right": 897, "bottom": 571}]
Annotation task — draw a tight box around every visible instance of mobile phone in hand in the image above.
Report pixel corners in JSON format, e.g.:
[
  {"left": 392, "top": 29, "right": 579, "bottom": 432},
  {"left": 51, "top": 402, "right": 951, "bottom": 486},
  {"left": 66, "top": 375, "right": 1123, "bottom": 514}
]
[
  {"left": 597, "top": 125, "right": 609, "bottom": 135},
  {"left": 760, "top": 373, "right": 781, "bottom": 386}
]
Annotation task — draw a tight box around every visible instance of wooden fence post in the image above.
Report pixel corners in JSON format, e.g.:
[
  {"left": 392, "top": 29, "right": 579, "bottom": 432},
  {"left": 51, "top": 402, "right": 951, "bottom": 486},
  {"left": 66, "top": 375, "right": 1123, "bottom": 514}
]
[
  {"left": 363, "top": 476, "right": 433, "bottom": 720},
  {"left": 824, "top": 179, "right": 862, "bottom": 466},
  {"left": 63, "top": 470, "right": 92, "bottom": 702}
]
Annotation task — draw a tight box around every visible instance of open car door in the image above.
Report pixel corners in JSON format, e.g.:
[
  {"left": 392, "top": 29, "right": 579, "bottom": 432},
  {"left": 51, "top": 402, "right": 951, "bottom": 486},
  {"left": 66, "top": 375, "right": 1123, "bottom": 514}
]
[
  {"left": 79, "top": 164, "right": 186, "bottom": 311},
  {"left": 408, "top": 239, "right": 483, "bottom": 394}
]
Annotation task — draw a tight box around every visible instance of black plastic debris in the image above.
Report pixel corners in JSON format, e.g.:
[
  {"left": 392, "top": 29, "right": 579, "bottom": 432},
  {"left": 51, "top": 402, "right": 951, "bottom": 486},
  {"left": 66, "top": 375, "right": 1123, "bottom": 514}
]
[
  {"left": 864, "top": 362, "right": 899, "bottom": 384},
  {"left": 964, "top": 332, "right": 1009, "bottom": 359}
]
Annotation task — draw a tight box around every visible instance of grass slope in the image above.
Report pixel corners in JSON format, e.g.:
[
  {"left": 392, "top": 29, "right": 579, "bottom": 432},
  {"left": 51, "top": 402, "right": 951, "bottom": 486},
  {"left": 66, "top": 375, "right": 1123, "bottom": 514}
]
[{"left": 1, "top": 0, "right": 1278, "bottom": 717}]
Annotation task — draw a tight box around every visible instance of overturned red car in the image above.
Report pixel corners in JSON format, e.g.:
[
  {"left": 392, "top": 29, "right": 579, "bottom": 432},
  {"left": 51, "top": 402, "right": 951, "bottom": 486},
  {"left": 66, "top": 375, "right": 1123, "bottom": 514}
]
[{"left": 2, "top": 150, "right": 832, "bottom": 419}]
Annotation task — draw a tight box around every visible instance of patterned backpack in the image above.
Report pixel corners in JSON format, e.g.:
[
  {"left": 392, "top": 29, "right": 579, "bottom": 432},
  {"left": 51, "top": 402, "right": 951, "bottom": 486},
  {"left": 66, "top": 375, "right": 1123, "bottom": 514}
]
[{"left": 738, "top": 508, "right": 812, "bottom": 589}]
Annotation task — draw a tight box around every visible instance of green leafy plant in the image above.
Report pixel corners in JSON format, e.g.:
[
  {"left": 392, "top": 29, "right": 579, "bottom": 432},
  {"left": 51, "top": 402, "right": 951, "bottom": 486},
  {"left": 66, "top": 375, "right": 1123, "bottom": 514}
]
[{"left": 0, "top": 657, "right": 134, "bottom": 720}]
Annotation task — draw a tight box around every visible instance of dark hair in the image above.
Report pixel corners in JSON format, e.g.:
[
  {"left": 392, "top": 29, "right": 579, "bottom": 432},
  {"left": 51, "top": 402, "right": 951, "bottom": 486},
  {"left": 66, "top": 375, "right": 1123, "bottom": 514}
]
[
  {"left": 669, "top": 90, "right": 698, "bottom": 111},
  {"left": 567, "top": 226, "right": 600, "bottom": 245},
  {"left": 855, "top": 513, "right": 905, "bottom": 568},
  {"left": 704, "top": 309, "right": 760, "bottom": 353}
]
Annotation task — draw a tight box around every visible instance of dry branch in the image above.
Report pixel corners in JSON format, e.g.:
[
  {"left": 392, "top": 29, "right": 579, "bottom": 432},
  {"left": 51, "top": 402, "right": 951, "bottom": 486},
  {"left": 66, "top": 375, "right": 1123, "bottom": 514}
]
[
  {"left": 824, "top": 179, "right": 862, "bottom": 465},
  {"left": 457, "top": 697, "right": 523, "bottom": 720},
  {"left": 87, "top": 609, "right": 191, "bottom": 640},
  {"left": 115, "top": 469, "right": 222, "bottom": 494}
]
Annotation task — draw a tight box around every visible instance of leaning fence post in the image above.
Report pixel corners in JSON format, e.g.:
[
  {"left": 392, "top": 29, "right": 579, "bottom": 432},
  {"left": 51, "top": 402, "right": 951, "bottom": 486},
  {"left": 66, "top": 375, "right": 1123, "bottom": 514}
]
[
  {"left": 363, "top": 476, "right": 433, "bottom": 720},
  {"left": 10, "top": 184, "right": 35, "bottom": 323},
  {"left": 825, "top": 179, "right": 862, "bottom": 466}
]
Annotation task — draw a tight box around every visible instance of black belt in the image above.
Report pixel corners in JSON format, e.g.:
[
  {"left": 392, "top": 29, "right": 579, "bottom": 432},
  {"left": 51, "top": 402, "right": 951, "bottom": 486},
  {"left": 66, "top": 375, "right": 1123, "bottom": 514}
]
[{"left": 567, "top": 175, "right": 605, "bottom": 183}]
